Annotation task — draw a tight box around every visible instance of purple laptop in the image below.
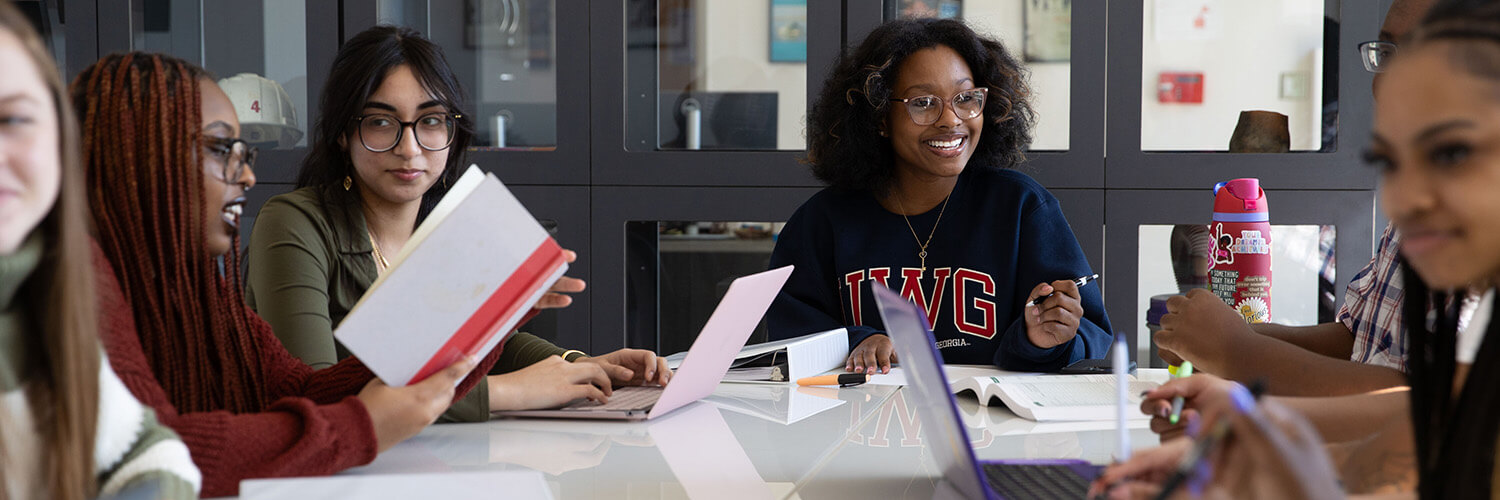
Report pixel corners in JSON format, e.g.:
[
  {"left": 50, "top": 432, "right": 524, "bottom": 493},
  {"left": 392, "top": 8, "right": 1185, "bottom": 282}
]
[{"left": 870, "top": 285, "right": 1101, "bottom": 500}]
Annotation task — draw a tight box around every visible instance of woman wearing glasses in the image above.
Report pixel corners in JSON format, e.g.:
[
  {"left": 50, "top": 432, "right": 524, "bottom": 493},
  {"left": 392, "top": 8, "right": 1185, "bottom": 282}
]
[
  {"left": 72, "top": 52, "right": 489, "bottom": 497},
  {"left": 245, "top": 26, "right": 670, "bottom": 422},
  {"left": 766, "top": 18, "right": 1112, "bottom": 373}
]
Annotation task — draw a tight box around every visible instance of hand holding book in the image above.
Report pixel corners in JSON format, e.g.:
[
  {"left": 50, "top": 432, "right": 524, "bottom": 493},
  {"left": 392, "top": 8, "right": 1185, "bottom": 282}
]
[{"left": 534, "top": 249, "right": 586, "bottom": 309}]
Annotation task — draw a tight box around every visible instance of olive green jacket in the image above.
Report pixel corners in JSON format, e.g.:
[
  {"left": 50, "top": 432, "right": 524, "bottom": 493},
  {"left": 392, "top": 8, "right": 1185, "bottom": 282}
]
[{"left": 245, "top": 186, "right": 570, "bottom": 422}]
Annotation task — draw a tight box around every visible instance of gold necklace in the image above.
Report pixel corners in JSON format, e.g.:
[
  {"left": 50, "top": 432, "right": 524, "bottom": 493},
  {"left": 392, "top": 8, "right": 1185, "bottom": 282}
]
[
  {"left": 368, "top": 228, "right": 390, "bottom": 273},
  {"left": 895, "top": 192, "right": 951, "bottom": 273}
]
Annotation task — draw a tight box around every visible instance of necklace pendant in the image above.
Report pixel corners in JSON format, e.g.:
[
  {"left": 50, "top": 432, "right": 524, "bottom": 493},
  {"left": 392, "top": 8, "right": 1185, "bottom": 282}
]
[{"left": 918, "top": 250, "right": 927, "bottom": 260}]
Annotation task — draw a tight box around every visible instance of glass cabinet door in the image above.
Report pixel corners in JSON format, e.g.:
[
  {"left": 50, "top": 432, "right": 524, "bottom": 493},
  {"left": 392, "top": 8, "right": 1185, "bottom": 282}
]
[
  {"left": 1138, "top": 0, "right": 1337, "bottom": 153},
  {"left": 384, "top": 0, "right": 560, "bottom": 151},
  {"left": 625, "top": 0, "right": 811, "bottom": 152},
  {"left": 360, "top": 0, "right": 586, "bottom": 185},
  {"left": 137, "top": 0, "right": 312, "bottom": 152}
]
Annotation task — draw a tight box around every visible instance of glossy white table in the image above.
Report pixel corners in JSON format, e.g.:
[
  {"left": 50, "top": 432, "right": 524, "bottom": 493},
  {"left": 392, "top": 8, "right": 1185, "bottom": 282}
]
[{"left": 232, "top": 367, "right": 1169, "bottom": 499}]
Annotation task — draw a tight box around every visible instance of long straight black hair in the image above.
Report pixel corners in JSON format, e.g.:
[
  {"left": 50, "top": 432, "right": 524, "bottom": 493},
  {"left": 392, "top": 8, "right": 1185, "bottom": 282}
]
[{"left": 297, "top": 25, "right": 475, "bottom": 242}]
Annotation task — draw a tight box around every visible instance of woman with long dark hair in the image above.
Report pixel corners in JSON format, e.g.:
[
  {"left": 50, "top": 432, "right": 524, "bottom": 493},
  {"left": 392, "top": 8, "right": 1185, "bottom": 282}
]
[
  {"left": 74, "top": 51, "right": 484, "bottom": 497},
  {"left": 767, "top": 18, "right": 1112, "bottom": 373},
  {"left": 0, "top": 3, "right": 200, "bottom": 498},
  {"left": 245, "top": 25, "right": 670, "bottom": 420}
]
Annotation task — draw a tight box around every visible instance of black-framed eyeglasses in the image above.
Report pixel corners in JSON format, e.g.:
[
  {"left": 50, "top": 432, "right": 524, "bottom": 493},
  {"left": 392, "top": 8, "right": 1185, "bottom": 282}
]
[
  {"left": 1359, "top": 41, "right": 1398, "bottom": 73},
  {"left": 888, "top": 87, "right": 988, "bottom": 126},
  {"left": 203, "top": 136, "right": 257, "bottom": 184},
  {"left": 352, "top": 112, "right": 461, "bottom": 152}
]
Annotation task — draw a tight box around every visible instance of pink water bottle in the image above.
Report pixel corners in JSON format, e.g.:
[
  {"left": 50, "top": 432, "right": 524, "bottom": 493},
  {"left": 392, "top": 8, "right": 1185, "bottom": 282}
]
[{"left": 1209, "top": 178, "right": 1271, "bottom": 323}]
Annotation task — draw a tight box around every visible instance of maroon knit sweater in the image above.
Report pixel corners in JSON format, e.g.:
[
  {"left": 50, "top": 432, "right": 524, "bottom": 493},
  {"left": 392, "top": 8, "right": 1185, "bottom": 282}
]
[{"left": 91, "top": 244, "right": 505, "bottom": 496}]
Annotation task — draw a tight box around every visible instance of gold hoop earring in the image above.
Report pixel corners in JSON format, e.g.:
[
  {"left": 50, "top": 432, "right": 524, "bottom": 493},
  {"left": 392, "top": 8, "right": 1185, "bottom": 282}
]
[{"left": 343, "top": 176, "right": 352, "bottom": 191}]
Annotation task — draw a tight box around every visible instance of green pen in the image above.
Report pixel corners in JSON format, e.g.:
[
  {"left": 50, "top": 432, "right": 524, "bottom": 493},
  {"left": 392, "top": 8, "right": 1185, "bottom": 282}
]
[{"left": 1168, "top": 361, "right": 1194, "bottom": 425}]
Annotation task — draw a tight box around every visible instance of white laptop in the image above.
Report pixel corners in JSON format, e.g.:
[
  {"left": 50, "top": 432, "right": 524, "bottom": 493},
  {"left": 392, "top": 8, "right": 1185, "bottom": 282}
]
[
  {"left": 493, "top": 266, "right": 793, "bottom": 421},
  {"left": 871, "top": 285, "right": 1102, "bottom": 500}
]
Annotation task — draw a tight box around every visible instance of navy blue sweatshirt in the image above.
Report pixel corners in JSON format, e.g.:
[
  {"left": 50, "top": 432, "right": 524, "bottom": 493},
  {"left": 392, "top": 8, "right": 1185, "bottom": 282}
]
[{"left": 767, "top": 167, "right": 1112, "bottom": 371}]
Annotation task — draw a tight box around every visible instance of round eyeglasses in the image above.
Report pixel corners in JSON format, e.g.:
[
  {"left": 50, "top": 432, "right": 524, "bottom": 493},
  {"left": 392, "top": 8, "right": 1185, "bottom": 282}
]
[
  {"left": 352, "top": 112, "right": 461, "bottom": 152},
  {"left": 1359, "top": 41, "right": 1397, "bottom": 73},
  {"left": 203, "top": 137, "right": 257, "bottom": 184},
  {"left": 888, "top": 88, "right": 989, "bottom": 126}
]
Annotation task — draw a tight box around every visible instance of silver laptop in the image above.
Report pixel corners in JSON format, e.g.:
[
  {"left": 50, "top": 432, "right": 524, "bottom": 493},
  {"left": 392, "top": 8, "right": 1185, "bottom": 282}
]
[
  {"left": 493, "top": 266, "right": 793, "bottom": 421},
  {"left": 871, "top": 285, "right": 1102, "bottom": 500}
]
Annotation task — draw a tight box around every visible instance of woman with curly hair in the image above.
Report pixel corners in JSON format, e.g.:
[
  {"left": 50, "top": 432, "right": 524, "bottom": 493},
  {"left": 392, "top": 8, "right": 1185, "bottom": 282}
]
[{"left": 766, "top": 18, "right": 1112, "bottom": 373}]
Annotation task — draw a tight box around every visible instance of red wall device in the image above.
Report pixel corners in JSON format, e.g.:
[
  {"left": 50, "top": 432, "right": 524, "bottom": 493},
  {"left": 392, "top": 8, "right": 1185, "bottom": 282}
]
[{"left": 1158, "top": 72, "right": 1205, "bottom": 103}]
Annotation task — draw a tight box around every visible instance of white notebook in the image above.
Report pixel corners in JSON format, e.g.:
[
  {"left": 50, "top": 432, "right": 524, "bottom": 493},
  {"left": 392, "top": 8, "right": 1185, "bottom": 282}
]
[{"left": 669, "top": 328, "right": 849, "bottom": 383}]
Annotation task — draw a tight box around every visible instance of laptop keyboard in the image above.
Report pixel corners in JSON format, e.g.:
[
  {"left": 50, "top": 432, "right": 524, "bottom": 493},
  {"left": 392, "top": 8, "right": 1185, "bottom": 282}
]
[
  {"left": 561, "top": 386, "right": 661, "bottom": 412},
  {"left": 981, "top": 463, "right": 1091, "bottom": 500}
]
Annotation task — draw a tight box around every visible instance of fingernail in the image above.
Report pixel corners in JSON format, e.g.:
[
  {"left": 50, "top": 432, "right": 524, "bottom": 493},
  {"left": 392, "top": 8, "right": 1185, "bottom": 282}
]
[
  {"left": 1229, "top": 383, "right": 1256, "bottom": 414},
  {"left": 1186, "top": 417, "right": 1202, "bottom": 438},
  {"left": 1157, "top": 406, "right": 1169, "bottom": 418}
]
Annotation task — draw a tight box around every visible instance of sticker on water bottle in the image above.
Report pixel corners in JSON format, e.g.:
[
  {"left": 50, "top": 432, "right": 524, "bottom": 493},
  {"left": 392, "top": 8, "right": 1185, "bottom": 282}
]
[{"left": 1237, "top": 297, "right": 1270, "bottom": 323}]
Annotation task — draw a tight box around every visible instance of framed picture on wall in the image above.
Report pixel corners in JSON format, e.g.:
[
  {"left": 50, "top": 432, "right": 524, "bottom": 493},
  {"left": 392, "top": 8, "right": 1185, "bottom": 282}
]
[
  {"left": 1024, "top": 0, "right": 1071, "bottom": 62},
  {"left": 890, "top": 0, "right": 962, "bottom": 20},
  {"left": 769, "top": 0, "right": 807, "bottom": 63}
]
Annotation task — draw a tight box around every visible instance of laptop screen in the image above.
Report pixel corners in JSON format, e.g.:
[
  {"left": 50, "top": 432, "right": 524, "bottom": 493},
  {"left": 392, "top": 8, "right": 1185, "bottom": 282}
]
[{"left": 871, "top": 285, "right": 990, "bottom": 500}]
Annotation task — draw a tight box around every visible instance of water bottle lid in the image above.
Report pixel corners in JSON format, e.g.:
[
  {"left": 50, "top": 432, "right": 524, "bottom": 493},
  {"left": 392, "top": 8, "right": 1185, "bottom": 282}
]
[
  {"left": 1146, "top": 294, "right": 1174, "bottom": 325},
  {"left": 1213, "top": 177, "right": 1268, "bottom": 214}
]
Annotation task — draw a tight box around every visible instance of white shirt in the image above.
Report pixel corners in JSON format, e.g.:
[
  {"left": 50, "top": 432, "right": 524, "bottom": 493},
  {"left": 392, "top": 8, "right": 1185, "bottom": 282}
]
[{"left": 1459, "top": 290, "right": 1493, "bottom": 364}]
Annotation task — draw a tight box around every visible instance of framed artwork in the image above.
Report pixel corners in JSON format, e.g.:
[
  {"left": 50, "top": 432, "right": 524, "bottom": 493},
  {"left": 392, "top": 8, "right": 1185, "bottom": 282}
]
[
  {"left": 769, "top": 0, "right": 807, "bottom": 63},
  {"left": 1024, "top": 0, "right": 1071, "bottom": 62},
  {"left": 891, "top": 0, "right": 962, "bottom": 20}
]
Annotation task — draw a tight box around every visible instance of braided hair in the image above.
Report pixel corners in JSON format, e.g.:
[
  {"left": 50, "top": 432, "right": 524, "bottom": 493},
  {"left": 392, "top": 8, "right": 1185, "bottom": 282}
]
[
  {"left": 1395, "top": 3, "right": 1500, "bottom": 497},
  {"left": 70, "top": 52, "right": 267, "bottom": 414}
]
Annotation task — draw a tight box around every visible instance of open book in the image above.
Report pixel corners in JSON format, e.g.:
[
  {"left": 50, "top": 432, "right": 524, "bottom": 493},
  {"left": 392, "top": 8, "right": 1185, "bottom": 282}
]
[
  {"left": 335, "top": 165, "right": 568, "bottom": 387},
  {"left": 666, "top": 328, "right": 849, "bottom": 383},
  {"left": 952, "top": 374, "right": 1159, "bottom": 422}
]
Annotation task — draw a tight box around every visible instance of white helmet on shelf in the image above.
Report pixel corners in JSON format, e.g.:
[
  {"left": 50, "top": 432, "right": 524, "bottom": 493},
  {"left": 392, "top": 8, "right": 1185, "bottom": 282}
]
[{"left": 217, "top": 73, "right": 304, "bottom": 149}]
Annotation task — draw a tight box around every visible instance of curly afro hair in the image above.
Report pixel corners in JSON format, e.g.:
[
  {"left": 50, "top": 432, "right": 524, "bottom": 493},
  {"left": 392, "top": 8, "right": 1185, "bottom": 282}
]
[{"left": 806, "top": 18, "right": 1035, "bottom": 196}]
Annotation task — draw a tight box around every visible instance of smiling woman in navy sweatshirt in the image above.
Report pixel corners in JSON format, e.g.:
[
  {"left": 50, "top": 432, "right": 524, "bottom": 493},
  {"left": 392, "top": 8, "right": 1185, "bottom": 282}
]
[{"left": 767, "top": 18, "right": 1112, "bottom": 373}]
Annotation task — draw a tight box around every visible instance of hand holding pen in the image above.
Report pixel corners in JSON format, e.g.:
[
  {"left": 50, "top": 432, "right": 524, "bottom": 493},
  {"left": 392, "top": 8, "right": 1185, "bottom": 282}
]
[
  {"left": 1029, "top": 274, "right": 1099, "bottom": 307},
  {"left": 1139, "top": 372, "right": 1238, "bottom": 440},
  {"left": 1089, "top": 381, "right": 1278, "bottom": 500},
  {"left": 1022, "top": 274, "right": 1097, "bottom": 349}
]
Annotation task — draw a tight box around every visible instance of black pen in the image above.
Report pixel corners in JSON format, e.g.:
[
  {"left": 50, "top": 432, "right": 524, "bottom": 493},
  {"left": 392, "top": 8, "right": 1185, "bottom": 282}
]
[{"left": 1028, "top": 273, "right": 1099, "bottom": 307}]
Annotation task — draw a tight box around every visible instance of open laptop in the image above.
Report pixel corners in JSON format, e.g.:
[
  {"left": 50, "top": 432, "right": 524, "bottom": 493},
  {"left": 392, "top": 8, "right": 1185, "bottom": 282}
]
[
  {"left": 871, "top": 285, "right": 1102, "bottom": 500},
  {"left": 493, "top": 265, "right": 793, "bottom": 421}
]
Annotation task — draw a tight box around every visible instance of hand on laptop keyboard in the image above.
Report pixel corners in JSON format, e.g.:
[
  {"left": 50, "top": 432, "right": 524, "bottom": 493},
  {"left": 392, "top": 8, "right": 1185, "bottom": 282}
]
[
  {"left": 574, "top": 348, "right": 674, "bottom": 387},
  {"left": 563, "top": 386, "right": 662, "bottom": 412},
  {"left": 489, "top": 356, "right": 614, "bottom": 411}
]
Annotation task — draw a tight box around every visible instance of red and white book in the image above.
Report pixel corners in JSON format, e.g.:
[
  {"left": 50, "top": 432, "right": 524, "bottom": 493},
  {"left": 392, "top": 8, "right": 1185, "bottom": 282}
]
[{"left": 335, "top": 165, "right": 568, "bottom": 387}]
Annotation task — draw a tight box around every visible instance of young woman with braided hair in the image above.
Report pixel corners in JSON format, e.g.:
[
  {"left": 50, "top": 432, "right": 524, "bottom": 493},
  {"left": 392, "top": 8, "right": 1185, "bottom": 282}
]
[
  {"left": 1092, "top": 1, "right": 1500, "bottom": 498},
  {"left": 0, "top": 3, "right": 200, "bottom": 498},
  {"left": 71, "top": 52, "right": 488, "bottom": 497}
]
